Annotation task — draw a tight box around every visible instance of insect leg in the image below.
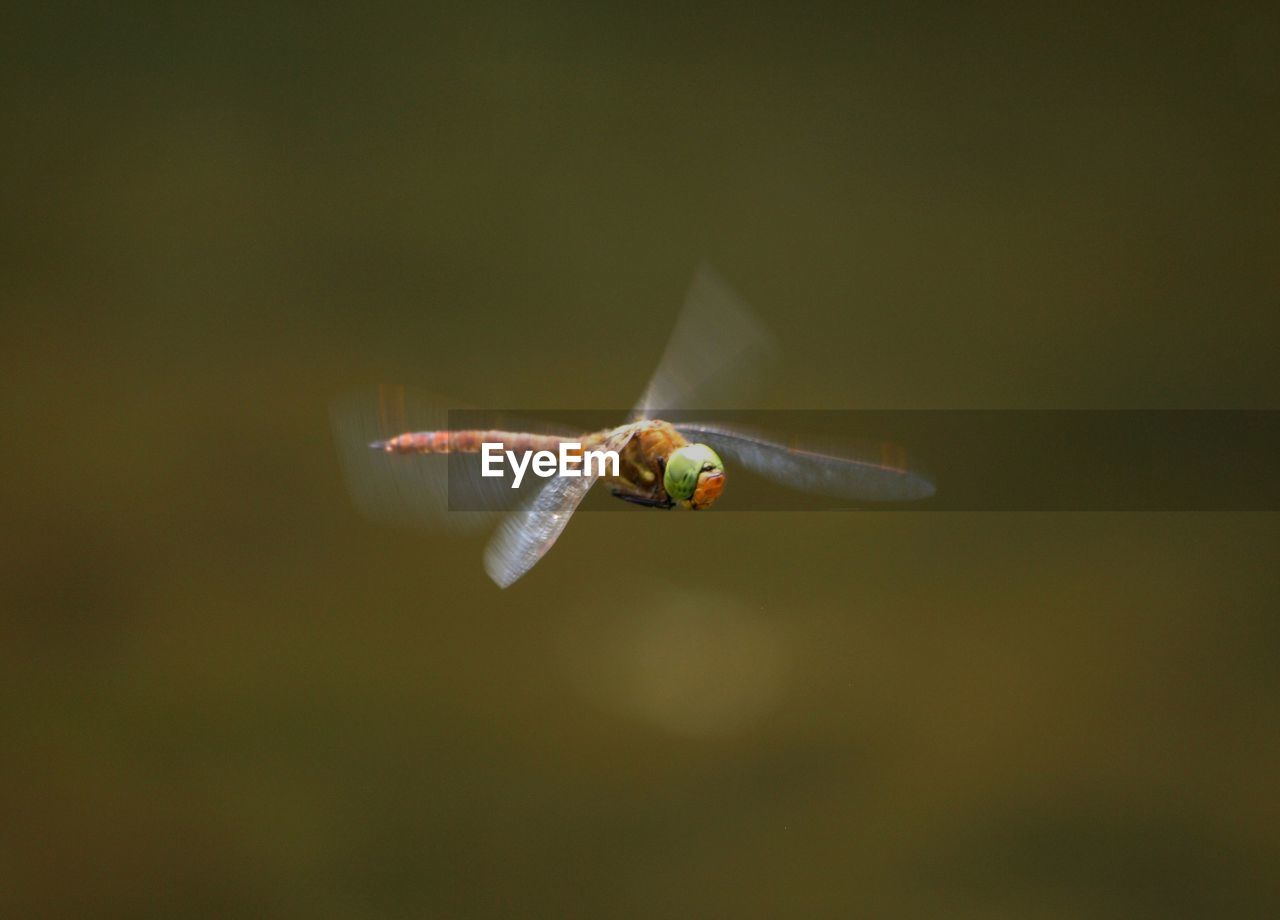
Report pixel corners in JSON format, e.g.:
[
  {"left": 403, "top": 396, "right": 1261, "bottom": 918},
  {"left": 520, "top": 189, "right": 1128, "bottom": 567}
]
[{"left": 609, "top": 488, "right": 674, "bottom": 509}]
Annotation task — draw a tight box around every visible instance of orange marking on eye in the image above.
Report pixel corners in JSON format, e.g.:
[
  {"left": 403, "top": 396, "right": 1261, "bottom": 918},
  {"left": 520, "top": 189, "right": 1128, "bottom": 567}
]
[{"left": 692, "top": 471, "right": 725, "bottom": 508}]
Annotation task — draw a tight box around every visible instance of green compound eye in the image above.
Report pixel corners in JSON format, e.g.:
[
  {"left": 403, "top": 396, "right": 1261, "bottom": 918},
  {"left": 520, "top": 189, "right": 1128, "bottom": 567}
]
[{"left": 664, "top": 444, "right": 724, "bottom": 502}]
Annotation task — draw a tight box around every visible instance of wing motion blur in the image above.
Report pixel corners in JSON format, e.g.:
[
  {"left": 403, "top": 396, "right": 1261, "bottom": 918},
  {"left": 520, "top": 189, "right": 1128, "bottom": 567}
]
[
  {"left": 675, "top": 422, "right": 935, "bottom": 503},
  {"left": 633, "top": 264, "right": 775, "bottom": 419},
  {"left": 484, "top": 427, "right": 636, "bottom": 588}
]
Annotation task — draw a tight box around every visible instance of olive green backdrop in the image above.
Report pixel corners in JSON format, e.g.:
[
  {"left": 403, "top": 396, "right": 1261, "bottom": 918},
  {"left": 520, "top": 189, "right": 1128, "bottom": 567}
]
[{"left": 3, "top": 3, "right": 1278, "bottom": 917}]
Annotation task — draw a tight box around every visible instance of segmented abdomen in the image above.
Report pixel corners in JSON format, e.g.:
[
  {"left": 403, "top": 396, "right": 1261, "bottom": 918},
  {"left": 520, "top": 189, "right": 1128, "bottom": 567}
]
[{"left": 375, "top": 430, "right": 569, "bottom": 455}]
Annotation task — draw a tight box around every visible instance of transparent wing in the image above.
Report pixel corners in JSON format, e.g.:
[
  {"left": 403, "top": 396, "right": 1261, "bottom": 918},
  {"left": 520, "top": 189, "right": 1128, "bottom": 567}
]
[
  {"left": 676, "top": 423, "right": 935, "bottom": 503},
  {"left": 330, "top": 385, "right": 572, "bottom": 533},
  {"left": 633, "top": 264, "right": 776, "bottom": 418},
  {"left": 484, "top": 428, "right": 635, "bottom": 588}
]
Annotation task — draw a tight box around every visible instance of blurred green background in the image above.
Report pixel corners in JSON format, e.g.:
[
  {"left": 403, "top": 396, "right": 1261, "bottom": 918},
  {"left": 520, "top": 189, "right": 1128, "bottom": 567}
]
[{"left": 3, "top": 3, "right": 1279, "bottom": 917}]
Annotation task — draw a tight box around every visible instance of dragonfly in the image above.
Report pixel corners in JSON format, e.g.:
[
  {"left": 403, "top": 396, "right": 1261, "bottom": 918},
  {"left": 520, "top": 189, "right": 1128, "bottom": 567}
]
[{"left": 333, "top": 266, "right": 934, "bottom": 588}]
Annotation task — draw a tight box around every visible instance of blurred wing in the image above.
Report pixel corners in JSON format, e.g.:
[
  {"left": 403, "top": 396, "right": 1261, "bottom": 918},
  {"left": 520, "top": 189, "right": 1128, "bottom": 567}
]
[
  {"left": 484, "top": 428, "right": 635, "bottom": 588},
  {"left": 676, "top": 423, "right": 936, "bottom": 503},
  {"left": 331, "top": 385, "right": 571, "bottom": 533},
  {"left": 633, "top": 264, "right": 775, "bottom": 418}
]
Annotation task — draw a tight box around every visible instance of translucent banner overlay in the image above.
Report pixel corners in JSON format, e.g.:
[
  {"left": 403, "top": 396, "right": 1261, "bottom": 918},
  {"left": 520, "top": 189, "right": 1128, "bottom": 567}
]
[{"left": 346, "top": 407, "right": 1280, "bottom": 514}]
